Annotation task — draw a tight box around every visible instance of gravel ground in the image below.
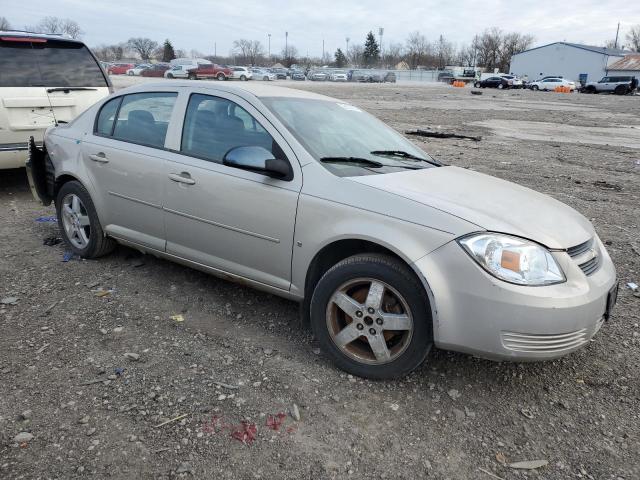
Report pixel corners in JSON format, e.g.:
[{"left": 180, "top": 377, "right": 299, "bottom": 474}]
[{"left": 1, "top": 79, "right": 639, "bottom": 479}]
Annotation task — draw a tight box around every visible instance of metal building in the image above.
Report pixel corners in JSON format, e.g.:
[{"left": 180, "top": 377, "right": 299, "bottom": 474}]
[
  {"left": 606, "top": 54, "right": 640, "bottom": 82},
  {"left": 509, "top": 42, "right": 629, "bottom": 83}
]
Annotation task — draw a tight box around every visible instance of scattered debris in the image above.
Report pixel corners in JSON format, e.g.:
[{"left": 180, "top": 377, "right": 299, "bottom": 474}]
[
  {"left": 626, "top": 282, "right": 638, "bottom": 291},
  {"left": 176, "top": 462, "right": 192, "bottom": 475},
  {"left": 41, "top": 301, "right": 58, "bottom": 316},
  {"left": 291, "top": 404, "right": 301, "bottom": 421},
  {"left": 43, "top": 236, "right": 62, "bottom": 246},
  {"left": 114, "top": 367, "right": 125, "bottom": 376},
  {"left": 13, "top": 432, "right": 34, "bottom": 444},
  {"left": 170, "top": 314, "right": 185, "bottom": 322},
  {"left": 124, "top": 352, "right": 140, "bottom": 361},
  {"left": 231, "top": 421, "right": 257, "bottom": 445},
  {"left": 495, "top": 452, "right": 507, "bottom": 464},
  {"left": 155, "top": 413, "right": 189, "bottom": 428},
  {"left": 265, "top": 413, "right": 287, "bottom": 431},
  {"left": 62, "top": 251, "right": 77, "bottom": 262},
  {"left": 211, "top": 380, "right": 239, "bottom": 390},
  {"left": 447, "top": 389, "right": 461, "bottom": 400},
  {"left": 593, "top": 180, "right": 622, "bottom": 192},
  {"left": 471, "top": 91, "right": 483, "bottom": 95},
  {"left": 35, "top": 343, "right": 49, "bottom": 355},
  {"left": 79, "top": 377, "right": 107, "bottom": 386},
  {"left": 389, "top": 403, "right": 400, "bottom": 411},
  {"left": 1, "top": 297, "right": 18, "bottom": 306},
  {"left": 94, "top": 288, "right": 113, "bottom": 297},
  {"left": 508, "top": 460, "right": 549, "bottom": 470},
  {"left": 478, "top": 467, "right": 505, "bottom": 480},
  {"left": 35, "top": 216, "right": 57, "bottom": 223},
  {"left": 520, "top": 408, "right": 534, "bottom": 419},
  {"left": 406, "top": 128, "right": 482, "bottom": 142}
]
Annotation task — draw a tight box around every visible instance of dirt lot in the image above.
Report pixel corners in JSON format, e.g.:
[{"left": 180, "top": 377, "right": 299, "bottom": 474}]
[{"left": 1, "top": 79, "right": 639, "bottom": 479}]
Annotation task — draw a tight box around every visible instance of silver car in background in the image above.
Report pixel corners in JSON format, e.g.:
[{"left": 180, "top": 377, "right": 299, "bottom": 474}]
[{"left": 27, "top": 82, "right": 617, "bottom": 379}]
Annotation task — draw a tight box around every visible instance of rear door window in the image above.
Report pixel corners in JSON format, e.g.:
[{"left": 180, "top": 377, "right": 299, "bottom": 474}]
[
  {"left": 0, "top": 37, "right": 108, "bottom": 87},
  {"left": 112, "top": 92, "right": 177, "bottom": 148}
]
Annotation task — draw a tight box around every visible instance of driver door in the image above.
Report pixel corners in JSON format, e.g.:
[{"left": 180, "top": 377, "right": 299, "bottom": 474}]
[{"left": 161, "top": 90, "right": 302, "bottom": 291}]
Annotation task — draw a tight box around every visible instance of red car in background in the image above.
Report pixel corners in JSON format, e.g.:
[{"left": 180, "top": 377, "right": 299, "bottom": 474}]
[
  {"left": 107, "top": 63, "right": 135, "bottom": 75},
  {"left": 140, "top": 64, "right": 171, "bottom": 77},
  {"left": 188, "top": 63, "right": 233, "bottom": 80}
]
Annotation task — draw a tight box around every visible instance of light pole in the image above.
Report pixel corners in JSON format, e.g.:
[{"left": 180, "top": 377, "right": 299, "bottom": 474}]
[
  {"left": 378, "top": 27, "right": 384, "bottom": 66},
  {"left": 285, "top": 31, "right": 288, "bottom": 63},
  {"left": 268, "top": 33, "right": 271, "bottom": 60},
  {"left": 322, "top": 39, "right": 325, "bottom": 64},
  {"left": 346, "top": 37, "right": 350, "bottom": 65}
]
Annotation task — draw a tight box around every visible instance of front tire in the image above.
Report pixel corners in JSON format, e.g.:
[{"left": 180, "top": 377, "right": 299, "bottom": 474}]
[
  {"left": 217, "top": 73, "right": 225, "bottom": 81},
  {"left": 310, "top": 254, "right": 433, "bottom": 379},
  {"left": 55, "top": 181, "right": 116, "bottom": 259},
  {"left": 240, "top": 75, "right": 247, "bottom": 81},
  {"left": 531, "top": 85, "right": 539, "bottom": 91},
  {"left": 167, "top": 73, "right": 174, "bottom": 79}
]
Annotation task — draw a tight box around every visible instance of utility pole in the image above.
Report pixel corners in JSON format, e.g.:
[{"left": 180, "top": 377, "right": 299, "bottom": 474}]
[
  {"left": 322, "top": 39, "right": 325, "bottom": 63},
  {"left": 268, "top": 33, "right": 271, "bottom": 60},
  {"left": 285, "top": 31, "right": 288, "bottom": 62},
  {"left": 346, "top": 37, "right": 350, "bottom": 65},
  {"left": 614, "top": 22, "right": 620, "bottom": 49},
  {"left": 378, "top": 27, "right": 384, "bottom": 65},
  {"left": 214, "top": 42, "right": 217, "bottom": 59}
]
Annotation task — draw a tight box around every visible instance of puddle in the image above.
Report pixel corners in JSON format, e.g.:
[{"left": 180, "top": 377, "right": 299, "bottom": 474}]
[{"left": 473, "top": 119, "right": 640, "bottom": 149}]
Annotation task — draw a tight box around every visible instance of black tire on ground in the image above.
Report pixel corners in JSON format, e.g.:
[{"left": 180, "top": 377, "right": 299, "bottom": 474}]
[
  {"left": 614, "top": 85, "right": 628, "bottom": 95},
  {"left": 188, "top": 73, "right": 197, "bottom": 80},
  {"left": 55, "top": 181, "right": 116, "bottom": 259},
  {"left": 217, "top": 73, "right": 225, "bottom": 81},
  {"left": 497, "top": 83, "right": 504, "bottom": 89},
  {"left": 240, "top": 75, "right": 247, "bottom": 81},
  {"left": 474, "top": 82, "right": 481, "bottom": 88},
  {"left": 310, "top": 253, "right": 433, "bottom": 380},
  {"left": 263, "top": 76, "right": 269, "bottom": 81},
  {"left": 532, "top": 85, "right": 539, "bottom": 91},
  {"left": 585, "top": 86, "right": 596, "bottom": 93},
  {"left": 167, "top": 73, "right": 174, "bottom": 79}
]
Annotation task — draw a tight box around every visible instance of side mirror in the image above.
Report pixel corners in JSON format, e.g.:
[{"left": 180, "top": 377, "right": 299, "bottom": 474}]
[{"left": 223, "top": 146, "right": 291, "bottom": 180}]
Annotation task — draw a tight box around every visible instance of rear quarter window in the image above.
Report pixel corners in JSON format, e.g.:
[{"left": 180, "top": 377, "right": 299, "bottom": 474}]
[{"left": 111, "top": 92, "right": 177, "bottom": 148}]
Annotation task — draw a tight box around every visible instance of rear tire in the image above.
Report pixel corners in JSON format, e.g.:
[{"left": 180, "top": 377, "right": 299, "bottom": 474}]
[
  {"left": 614, "top": 85, "right": 628, "bottom": 95},
  {"left": 188, "top": 73, "right": 196, "bottom": 80},
  {"left": 474, "top": 82, "right": 481, "bottom": 88},
  {"left": 497, "top": 83, "right": 504, "bottom": 89},
  {"left": 310, "top": 254, "right": 433, "bottom": 379},
  {"left": 217, "top": 73, "right": 225, "bottom": 81},
  {"left": 55, "top": 181, "right": 116, "bottom": 259},
  {"left": 531, "top": 85, "right": 539, "bottom": 91},
  {"left": 240, "top": 75, "right": 247, "bottom": 81},
  {"left": 167, "top": 73, "right": 174, "bottom": 79}
]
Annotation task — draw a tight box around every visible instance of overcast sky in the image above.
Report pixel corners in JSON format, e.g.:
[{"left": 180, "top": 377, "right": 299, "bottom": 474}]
[{"left": 4, "top": 1, "right": 639, "bottom": 56}]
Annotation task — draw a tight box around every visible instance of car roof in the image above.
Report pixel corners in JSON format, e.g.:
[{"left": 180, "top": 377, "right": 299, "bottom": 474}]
[{"left": 122, "top": 80, "right": 337, "bottom": 101}]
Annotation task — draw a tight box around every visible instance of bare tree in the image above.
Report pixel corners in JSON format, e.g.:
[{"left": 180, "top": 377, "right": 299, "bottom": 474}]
[
  {"left": 0, "top": 16, "right": 11, "bottom": 30},
  {"left": 28, "top": 16, "right": 83, "bottom": 39},
  {"left": 92, "top": 43, "right": 130, "bottom": 62},
  {"left": 435, "top": 35, "right": 455, "bottom": 69},
  {"left": 405, "top": 31, "right": 432, "bottom": 69},
  {"left": 280, "top": 45, "right": 298, "bottom": 67},
  {"left": 500, "top": 32, "right": 534, "bottom": 72},
  {"left": 348, "top": 43, "right": 364, "bottom": 67},
  {"left": 383, "top": 42, "right": 404, "bottom": 67},
  {"left": 626, "top": 25, "right": 640, "bottom": 51},
  {"left": 232, "top": 39, "right": 265, "bottom": 65},
  {"left": 127, "top": 38, "right": 158, "bottom": 61}
]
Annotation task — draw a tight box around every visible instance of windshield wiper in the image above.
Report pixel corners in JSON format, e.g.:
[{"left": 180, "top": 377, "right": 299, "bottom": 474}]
[
  {"left": 370, "top": 150, "right": 441, "bottom": 166},
  {"left": 46, "top": 87, "right": 98, "bottom": 93},
  {"left": 320, "top": 157, "right": 384, "bottom": 167}
]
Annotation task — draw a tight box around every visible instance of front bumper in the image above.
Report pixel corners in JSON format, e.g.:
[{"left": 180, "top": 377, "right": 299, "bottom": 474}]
[{"left": 414, "top": 236, "right": 617, "bottom": 361}]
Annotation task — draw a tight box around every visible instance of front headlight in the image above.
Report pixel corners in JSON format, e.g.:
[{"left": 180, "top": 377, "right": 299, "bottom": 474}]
[{"left": 458, "top": 233, "right": 565, "bottom": 286}]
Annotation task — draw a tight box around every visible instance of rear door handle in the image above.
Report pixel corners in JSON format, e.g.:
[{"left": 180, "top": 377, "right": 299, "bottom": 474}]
[
  {"left": 168, "top": 172, "right": 196, "bottom": 185},
  {"left": 89, "top": 153, "right": 109, "bottom": 163}
]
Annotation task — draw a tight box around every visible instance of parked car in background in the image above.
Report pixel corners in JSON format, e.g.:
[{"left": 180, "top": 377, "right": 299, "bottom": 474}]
[
  {"left": 251, "top": 68, "right": 276, "bottom": 81},
  {"left": 384, "top": 71, "right": 397, "bottom": 83},
  {"left": 583, "top": 76, "right": 634, "bottom": 95},
  {"left": 165, "top": 65, "right": 191, "bottom": 79},
  {"left": 107, "top": 63, "right": 135, "bottom": 75},
  {"left": 309, "top": 70, "right": 328, "bottom": 81},
  {"left": 269, "top": 68, "right": 288, "bottom": 79},
  {"left": 291, "top": 70, "right": 306, "bottom": 81},
  {"left": 231, "top": 67, "right": 253, "bottom": 81},
  {"left": 164, "top": 63, "right": 231, "bottom": 80},
  {"left": 474, "top": 76, "right": 511, "bottom": 89},
  {"left": 529, "top": 77, "right": 576, "bottom": 91},
  {"left": 500, "top": 75, "right": 524, "bottom": 88},
  {"left": 329, "top": 70, "right": 348, "bottom": 82},
  {"left": 0, "top": 31, "right": 111, "bottom": 169},
  {"left": 141, "top": 64, "right": 171, "bottom": 77},
  {"left": 126, "top": 64, "right": 152, "bottom": 76},
  {"left": 28, "top": 81, "right": 617, "bottom": 379}
]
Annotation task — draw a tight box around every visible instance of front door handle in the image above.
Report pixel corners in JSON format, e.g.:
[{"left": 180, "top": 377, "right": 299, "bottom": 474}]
[
  {"left": 89, "top": 152, "right": 109, "bottom": 163},
  {"left": 168, "top": 172, "right": 196, "bottom": 185}
]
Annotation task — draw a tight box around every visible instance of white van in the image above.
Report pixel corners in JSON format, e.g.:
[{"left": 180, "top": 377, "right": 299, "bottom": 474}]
[{"left": 0, "top": 31, "right": 111, "bottom": 169}]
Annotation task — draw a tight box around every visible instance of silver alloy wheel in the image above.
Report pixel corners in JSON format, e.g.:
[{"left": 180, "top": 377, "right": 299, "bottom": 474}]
[
  {"left": 326, "top": 278, "right": 414, "bottom": 365},
  {"left": 61, "top": 193, "right": 91, "bottom": 249}
]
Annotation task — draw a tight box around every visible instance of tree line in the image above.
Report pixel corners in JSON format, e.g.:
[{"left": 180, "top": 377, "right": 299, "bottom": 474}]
[{"left": 3, "top": 16, "right": 640, "bottom": 71}]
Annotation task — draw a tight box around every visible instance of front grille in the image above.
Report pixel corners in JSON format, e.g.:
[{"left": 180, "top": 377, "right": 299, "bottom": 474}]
[
  {"left": 567, "top": 239, "right": 593, "bottom": 258},
  {"left": 501, "top": 329, "right": 589, "bottom": 353},
  {"left": 579, "top": 256, "right": 599, "bottom": 275}
]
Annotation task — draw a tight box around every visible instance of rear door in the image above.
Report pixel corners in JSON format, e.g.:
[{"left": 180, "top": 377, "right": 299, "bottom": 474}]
[
  {"left": 0, "top": 36, "right": 110, "bottom": 166},
  {"left": 81, "top": 91, "right": 179, "bottom": 250}
]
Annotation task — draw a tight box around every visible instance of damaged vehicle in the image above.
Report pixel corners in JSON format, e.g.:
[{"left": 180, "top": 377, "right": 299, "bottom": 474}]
[
  {"left": 27, "top": 82, "right": 618, "bottom": 379},
  {"left": 0, "top": 31, "right": 111, "bottom": 169}
]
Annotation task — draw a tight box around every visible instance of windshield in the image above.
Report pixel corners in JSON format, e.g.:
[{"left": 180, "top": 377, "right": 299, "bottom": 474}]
[
  {"left": 262, "top": 97, "right": 437, "bottom": 177},
  {"left": 0, "top": 38, "right": 108, "bottom": 88}
]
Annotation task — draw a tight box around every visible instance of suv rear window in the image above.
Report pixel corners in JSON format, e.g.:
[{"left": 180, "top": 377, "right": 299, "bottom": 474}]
[{"left": 0, "top": 38, "right": 108, "bottom": 88}]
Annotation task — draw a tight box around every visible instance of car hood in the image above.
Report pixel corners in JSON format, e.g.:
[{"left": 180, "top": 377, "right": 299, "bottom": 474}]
[{"left": 349, "top": 166, "right": 594, "bottom": 249}]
